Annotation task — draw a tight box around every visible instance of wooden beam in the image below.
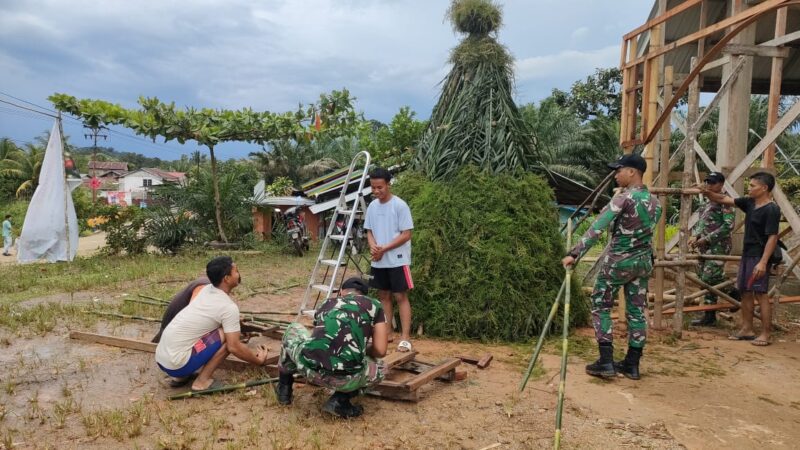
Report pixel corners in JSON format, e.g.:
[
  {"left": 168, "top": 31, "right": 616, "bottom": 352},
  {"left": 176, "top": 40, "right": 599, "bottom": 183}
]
[
  {"left": 700, "top": 55, "right": 731, "bottom": 73},
  {"left": 404, "top": 358, "right": 461, "bottom": 391},
  {"left": 382, "top": 351, "right": 419, "bottom": 369},
  {"left": 624, "top": 0, "right": 789, "bottom": 69},
  {"left": 760, "top": 29, "right": 800, "bottom": 47},
  {"left": 727, "top": 99, "right": 800, "bottom": 185},
  {"left": 660, "top": 296, "right": 800, "bottom": 315},
  {"left": 722, "top": 43, "right": 790, "bottom": 58},
  {"left": 68, "top": 331, "right": 268, "bottom": 372},
  {"left": 623, "top": 0, "right": 703, "bottom": 41},
  {"left": 764, "top": 7, "right": 788, "bottom": 168}
]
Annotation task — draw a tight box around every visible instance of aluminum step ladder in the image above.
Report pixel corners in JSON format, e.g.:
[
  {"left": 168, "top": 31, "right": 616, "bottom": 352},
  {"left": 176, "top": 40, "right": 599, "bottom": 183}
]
[{"left": 297, "top": 151, "right": 371, "bottom": 318}]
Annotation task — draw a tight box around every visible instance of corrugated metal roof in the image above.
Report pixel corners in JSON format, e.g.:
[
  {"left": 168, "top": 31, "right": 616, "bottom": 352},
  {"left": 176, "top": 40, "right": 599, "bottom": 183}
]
[{"left": 641, "top": 1, "right": 800, "bottom": 95}]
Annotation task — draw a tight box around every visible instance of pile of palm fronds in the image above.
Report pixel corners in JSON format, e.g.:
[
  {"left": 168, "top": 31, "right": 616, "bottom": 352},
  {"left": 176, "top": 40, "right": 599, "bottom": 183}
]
[
  {"left": 393, "top": 168, "right": 588, "bottom": 341},
  {"left": 415, "top": 0, "right": 537, "bottom": 181}
]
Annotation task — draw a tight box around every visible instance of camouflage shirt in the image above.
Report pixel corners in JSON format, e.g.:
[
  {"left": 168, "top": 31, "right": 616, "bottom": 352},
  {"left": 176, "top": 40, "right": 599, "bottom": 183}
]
[
  {"left": 569, "top": 185, "right": 662, "bottom": 261},
  {"left": 691, "top": 200, "right": 734, "bottom": 253},
  {"left": 299, "top": 294, "right": 385, "bottom": 374}
]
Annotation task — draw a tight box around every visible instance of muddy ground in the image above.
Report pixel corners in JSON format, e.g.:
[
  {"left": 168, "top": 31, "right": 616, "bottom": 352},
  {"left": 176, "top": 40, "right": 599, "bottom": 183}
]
[{"left": 1, "top": 276, "right": 799, "bottom": 449}]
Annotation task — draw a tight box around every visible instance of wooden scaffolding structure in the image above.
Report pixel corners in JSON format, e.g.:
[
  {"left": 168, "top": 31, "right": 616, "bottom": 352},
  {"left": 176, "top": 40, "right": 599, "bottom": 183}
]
[{"left": 617, "top": 0, "right": 800, "bottom": 335}]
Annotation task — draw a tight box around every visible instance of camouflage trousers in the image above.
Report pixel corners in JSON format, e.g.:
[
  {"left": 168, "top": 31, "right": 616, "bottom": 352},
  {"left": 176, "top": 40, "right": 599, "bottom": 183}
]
[
  {"left": 278, "top": 323, "right": 385, "bottom": 393},
  {"left": 697, "top": 259, "right": 726, "bottom": 305},
  {"left": 591, "top": 255, "right": 652, "bottom": 349}
]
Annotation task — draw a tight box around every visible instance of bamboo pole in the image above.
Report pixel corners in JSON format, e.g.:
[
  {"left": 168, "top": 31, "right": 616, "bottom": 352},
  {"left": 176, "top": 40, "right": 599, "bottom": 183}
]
[
  {"left": 138, "top": 294, "right": 168, "bottom": 304},
  {"left": 554, "top": 219, "right": 573, "bottom": 449},
  {"left": 169, "top": 377, "right": 278, "bottom": 400},
  {"left": 87, "top": 311, "right": 161, "bottom": 323},
  {"left": 654, "top": 65, "right": 673, "bottom": 329},
  {"left": 124, "top": 298, "right": 167, "bottom": 308},
  {"left": 674, "top": 57, "right": 701, "bottom": 337},
  {"left": 519, "top": 280, "right": 564, "bottom": 392}
]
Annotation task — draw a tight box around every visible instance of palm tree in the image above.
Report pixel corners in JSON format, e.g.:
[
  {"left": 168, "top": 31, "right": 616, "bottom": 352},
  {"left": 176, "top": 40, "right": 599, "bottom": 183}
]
[
  {"left": 0, "top": 143, "right": 45, "bottom": 198},
  {"left": 521, "top": 99, "right": 595, "bottom": 184}
]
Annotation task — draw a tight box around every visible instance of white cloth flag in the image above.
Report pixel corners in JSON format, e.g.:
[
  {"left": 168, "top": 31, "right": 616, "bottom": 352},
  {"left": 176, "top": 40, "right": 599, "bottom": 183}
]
[{"left": 17, "top": 120, "right": 79, "bottom": 263}]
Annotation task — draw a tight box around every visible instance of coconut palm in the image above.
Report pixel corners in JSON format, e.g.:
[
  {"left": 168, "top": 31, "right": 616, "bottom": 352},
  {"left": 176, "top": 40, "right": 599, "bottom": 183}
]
[
  {"left": 520, "top": 99, "right": 596, "bottom": 184},
  {"left": 0, "top": 143, "right": 45, "bottom": 198}
]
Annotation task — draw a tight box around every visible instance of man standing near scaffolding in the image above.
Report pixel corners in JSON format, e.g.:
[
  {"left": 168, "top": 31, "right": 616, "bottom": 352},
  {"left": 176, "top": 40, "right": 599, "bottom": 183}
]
[
  {"left": 689, "top": 172, "right": 735, "bottom": 326},
  {"left": 562, "top": 154, "right": 661, "bottom": 380},
  {"left": 701, "top": 172, "right": 781, "bottom": 347}
]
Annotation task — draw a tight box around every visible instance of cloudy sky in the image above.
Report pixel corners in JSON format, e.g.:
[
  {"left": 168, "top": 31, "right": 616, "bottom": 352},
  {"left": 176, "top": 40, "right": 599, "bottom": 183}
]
[{"left": 0, "top": 0, "right": 652, "bottom": 159}]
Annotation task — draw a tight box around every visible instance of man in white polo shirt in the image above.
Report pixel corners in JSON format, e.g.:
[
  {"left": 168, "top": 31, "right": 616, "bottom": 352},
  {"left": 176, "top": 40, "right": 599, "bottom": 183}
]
[{"left": 155, "top": 256, "right": 268, "bottom": 391}]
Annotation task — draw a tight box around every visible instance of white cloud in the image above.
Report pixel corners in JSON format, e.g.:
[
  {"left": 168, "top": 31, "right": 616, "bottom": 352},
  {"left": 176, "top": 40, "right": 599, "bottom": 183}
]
[
  {"left": 515, "top": 45, "right": 620, "bottom": 82},
  {"left": 0, "top": 0, "right": 652, "bottom": 157}
]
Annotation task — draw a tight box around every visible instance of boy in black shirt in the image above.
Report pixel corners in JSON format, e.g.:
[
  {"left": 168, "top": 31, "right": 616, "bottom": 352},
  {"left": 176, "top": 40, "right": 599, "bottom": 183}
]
[{"left": 701, "top": 172, "right": 781, "bottom": 346}]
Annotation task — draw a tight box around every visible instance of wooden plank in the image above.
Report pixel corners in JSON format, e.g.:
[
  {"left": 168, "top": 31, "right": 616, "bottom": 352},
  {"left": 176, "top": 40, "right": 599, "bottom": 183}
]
[
  {"left": 764, "top": 7, "right": 788, "bottom": 168},
  {"left": 68, "top": 331, "right": 263, "bottom": 372},
  {"left": 477, "top": 354, "right": 493, "bottom": 369},
  {"left": 404, "top": 358, "right": 461, "bottom": 391},
  {"left": 760, "top": 29, "right": 800, "bottom": 47},
  {"left": 722, "top": 43, "right": 789, "bottom": 58},
  {"left": 623, "top": 0, "right": 703, "bottom": 40},
  {"left": 700, "top": 55, "right": 731, "bottom": 73},
  {"left": 727, "top": 99, "right": 800, "bottom": 185},
  {"left": 366, "top": 384, "right": 419, "bottom": 402},
  {"left": 397, "top": 360, "right": 463, "bottom": 382},
  {"left": 624, "top": 0, "right": 787, "bottom": 69},
  {"left": 382, "top": 351, "right": 418, "bottom": 369},
  {"left": 659, "top": 296, "right": 800, "bottom": 315}
]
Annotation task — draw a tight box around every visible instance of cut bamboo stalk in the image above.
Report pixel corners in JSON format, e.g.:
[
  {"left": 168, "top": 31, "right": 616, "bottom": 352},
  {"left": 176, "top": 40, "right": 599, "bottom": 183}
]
[{"left": 554, "top": 218, "right": 574, "bottom": 449}]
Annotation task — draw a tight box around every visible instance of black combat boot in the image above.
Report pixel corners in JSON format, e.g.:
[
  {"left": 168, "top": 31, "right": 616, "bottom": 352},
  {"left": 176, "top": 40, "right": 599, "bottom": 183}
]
[
  {"left": 585, "top": 343, "right": 616, "bottom": 378},
  {"left": 276, "top": 371, "right": 294, "bottom": 405},
  {"left": 614, "top": 346, "right": 642, "bottom": 380},
  {"left": 691, "top": 310, "right": 717, "bottom": 326},
  {"left": 322, "top": 391, "right": 363, "bottom": 418}
]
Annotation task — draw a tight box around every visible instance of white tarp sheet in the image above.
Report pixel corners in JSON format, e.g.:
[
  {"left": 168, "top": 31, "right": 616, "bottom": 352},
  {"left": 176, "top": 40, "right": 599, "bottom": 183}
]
[{"left": 17, "top": 120, "right": 79, "bottom": 263}]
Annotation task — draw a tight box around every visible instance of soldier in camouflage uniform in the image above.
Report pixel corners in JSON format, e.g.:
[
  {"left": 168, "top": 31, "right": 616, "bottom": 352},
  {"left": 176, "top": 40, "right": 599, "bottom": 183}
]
[
  {"left": 689, "top": 172, "right": 735, "bottom": 326},
  {"left": 562, "top": 154, "right": 661, "bottom": 381},
  {"left": 276, "top": 277, "right": 388, "bottom": 418}
]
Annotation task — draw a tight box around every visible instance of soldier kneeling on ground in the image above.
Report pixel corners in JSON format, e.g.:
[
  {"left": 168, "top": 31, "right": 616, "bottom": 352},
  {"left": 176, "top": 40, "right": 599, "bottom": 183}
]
[{"left": 276, "top": 277, "right": 389, "bottom": 418}]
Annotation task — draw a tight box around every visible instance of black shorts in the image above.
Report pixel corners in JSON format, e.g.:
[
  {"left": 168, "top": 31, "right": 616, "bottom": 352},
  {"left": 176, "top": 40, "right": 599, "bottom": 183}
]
[{"left": 369, "top": 266, "right": 414, "bottom": 293}]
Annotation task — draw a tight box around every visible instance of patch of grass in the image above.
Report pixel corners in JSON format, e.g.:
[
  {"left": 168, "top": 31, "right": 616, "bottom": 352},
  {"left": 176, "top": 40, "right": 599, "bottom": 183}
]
[
  {"left": 81, "top": 397, "right": 152, "bottom": 441},
  {"left": 0, "top": 249, "right": 313, "bottom": 304},
  {"left": 0, "top": 302, "right": 94, "bottom": 336},
  {"left": 52, "top": 397, "right": 80, "bottom": 429}
]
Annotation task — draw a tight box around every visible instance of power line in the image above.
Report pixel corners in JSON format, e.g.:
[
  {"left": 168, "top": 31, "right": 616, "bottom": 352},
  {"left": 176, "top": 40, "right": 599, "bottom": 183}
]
[
  {"left": 0, "top": 98, "right": 58, "bottom": 118},
  {"left": 0, "top": 92, "right": 251, "bottom": 158}
]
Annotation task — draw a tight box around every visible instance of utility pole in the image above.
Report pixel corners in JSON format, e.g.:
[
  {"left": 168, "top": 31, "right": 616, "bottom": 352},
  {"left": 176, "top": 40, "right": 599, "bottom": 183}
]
[{"left": 84, "top": 125, "right": 107, "bottom": 204}]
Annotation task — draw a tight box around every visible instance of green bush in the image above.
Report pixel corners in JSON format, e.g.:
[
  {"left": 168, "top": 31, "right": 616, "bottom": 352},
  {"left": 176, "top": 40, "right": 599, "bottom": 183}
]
[
  {"left": 95, "top": 205, "right": 147, "bottom": 255},
  {"left": 143, "top": 208, "right": 199, "bottom": 254},
  {"left": 392, "top": 167, "right": 589, "bottom": 342}
]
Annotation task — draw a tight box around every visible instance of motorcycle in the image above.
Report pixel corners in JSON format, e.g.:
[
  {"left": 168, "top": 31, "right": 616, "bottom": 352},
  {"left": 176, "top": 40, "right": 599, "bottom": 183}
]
[
  {"left": 334, "top": 216, "right": 367, "bottom": 255},
  {"left": 283, "top": 207, "right": 310, "bottom": 256}
]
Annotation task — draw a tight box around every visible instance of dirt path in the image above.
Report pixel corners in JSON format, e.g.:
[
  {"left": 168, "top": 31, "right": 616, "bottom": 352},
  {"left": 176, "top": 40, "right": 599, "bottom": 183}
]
[
  {"left": 0, "top": 285, "right": 798, "bottom": 448},
  {"left": 0, "top": 232, "right": 106, "bottom": 265}
]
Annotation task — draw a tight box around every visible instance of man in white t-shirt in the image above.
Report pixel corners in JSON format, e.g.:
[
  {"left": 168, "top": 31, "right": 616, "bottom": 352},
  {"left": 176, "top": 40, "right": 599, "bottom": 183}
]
[
  {"left": 364, "top": 168, "right": 415, "bottom": 352},
  {"left": 155, "top": 256, "right": 268, "bottom": 391}
]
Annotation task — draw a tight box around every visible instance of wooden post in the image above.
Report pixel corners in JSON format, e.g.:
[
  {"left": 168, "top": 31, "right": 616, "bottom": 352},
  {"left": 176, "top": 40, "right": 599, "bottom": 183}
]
[
  {"left": 654, "top": 66, "right": 673, "bottom": 330},
  {"left": 643, "top": 0, "right": 666, "bottom": 185},
  {"left": 674, "top": 58, "right": 701, "bottom": 337},
  {"left": 624, "top": 38, "right": 639, "bottom": 147},
  {"left": 762, "top": 6, "right": 787, "bottom": 168}
]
